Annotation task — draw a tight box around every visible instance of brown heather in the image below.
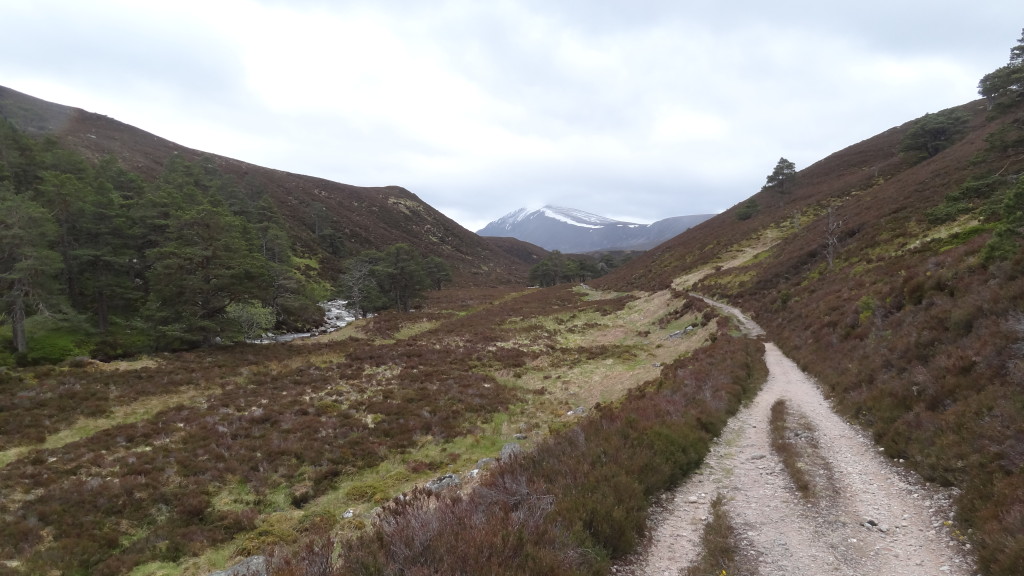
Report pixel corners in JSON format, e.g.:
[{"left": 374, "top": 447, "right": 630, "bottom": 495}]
[
  {"left": 3, "top": 284, "right": 745, "bottom": 575},
  {"left": 270, "top": 324, "right": 767, "bottom": 575},
  {"left": 767, "top": 399, "right": 837, "bottom": 502},
  {"left": 769, "top": 399, "right": 813, "bottom": 497},
  {"left": 0, "top": 286, "right": 583, "bottom": 574}
]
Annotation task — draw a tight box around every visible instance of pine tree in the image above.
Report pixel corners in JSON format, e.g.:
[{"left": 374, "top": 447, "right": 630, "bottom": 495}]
[
  {"left": 978, "top": 28, "right": 1024, "bottom": 103},
  {"left": 0, "top": 187, "right": 63, "bottom": 353},
  {"left": 762, "top": 157, "right": 797, "bottom": 196},
  {"left": 72, "top": 176, "right": 144, "bottom": 332},
  {"left": 423, "top": 256, "right": 453, "bottom": 290},
  {"left": 145, "top": 202, "right": 271, "bottom": 348},
  {"left": 372, "top": 244, "right": 428, "bottom": 312}
]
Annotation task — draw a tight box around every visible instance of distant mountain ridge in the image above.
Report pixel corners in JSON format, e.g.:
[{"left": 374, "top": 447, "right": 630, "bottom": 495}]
[{"left": 477, "top": 205, "right": 713, "bottom": 253}]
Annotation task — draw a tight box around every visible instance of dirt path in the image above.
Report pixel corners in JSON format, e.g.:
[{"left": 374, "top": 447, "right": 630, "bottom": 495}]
[
  {"left": 617, "top": 304, "right": 974, "bottom": 576},
  {"left": 691, "top": 294, "right": 765, "bottom": 338}
]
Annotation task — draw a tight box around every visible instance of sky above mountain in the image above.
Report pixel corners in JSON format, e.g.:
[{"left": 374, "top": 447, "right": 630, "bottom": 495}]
[{"left": 1, "top": 1, "right": 1020, "bottom": 232}]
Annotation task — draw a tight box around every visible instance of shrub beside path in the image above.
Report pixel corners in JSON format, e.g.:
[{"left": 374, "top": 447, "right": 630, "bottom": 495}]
[{"left": 619, "top": 299, "right": 975, "bottom": 576}]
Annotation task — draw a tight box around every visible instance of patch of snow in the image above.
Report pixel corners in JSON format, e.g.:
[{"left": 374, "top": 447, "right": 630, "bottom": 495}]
[
  {"left": 510, "top": 209, "right": 533, "bottom": 224},
  {"left": 545, "top": 205, "right": 623, "bottom": 225},
  {"left": 548, "top": 204, "right": 618, "bottom": 223},
  {"left": 494, "top": 207, "right": 531, "bottom": 227},
  {"left": 540, "top": 206, "right": 606, "bottom": 229}
]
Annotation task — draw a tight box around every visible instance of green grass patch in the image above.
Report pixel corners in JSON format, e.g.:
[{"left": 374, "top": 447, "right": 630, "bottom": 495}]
[
  {"left": 212, "top": 479, "right": 262, "bottom": 513},
  {"left": 393, "top": 320, "right": 441, "bottom": 340},
  {"left": 899, "top": 216, "right": 990, "bottom": 255},
  {"left": 127, "top": 561, "right": 182, "bottom": 576},
  {"left": 935, "top": 224, "right": 992, "bottom": 251}
]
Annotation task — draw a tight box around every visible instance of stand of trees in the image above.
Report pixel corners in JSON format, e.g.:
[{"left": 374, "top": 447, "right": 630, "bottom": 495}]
[
  {"left": 528, "top": 251, "right": 628, "bottom": 287},
  {"left": 340, "top": 244, "right": 452, "bottom": 316},
  {"left": 0, "top": 119, "right": 325, "bottom": 363}
]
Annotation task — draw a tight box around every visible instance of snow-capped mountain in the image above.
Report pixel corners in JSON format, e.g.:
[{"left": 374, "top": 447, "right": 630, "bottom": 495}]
[{"left": 476, "top": 205, "right": 714, "bottom": 253}]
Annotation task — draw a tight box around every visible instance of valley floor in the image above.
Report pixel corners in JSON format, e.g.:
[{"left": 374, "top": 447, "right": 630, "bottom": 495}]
[{"left": 619, "top": 307, "right": 975, "bottom": 576}]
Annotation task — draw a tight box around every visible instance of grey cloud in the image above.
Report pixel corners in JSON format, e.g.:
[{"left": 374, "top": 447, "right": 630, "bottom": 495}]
[
  {"left": 2, "top": 0, "right": 1021, "bottom": 232},
  {"left": 3, "top": 6, "right": 243, "bottom": 97}
]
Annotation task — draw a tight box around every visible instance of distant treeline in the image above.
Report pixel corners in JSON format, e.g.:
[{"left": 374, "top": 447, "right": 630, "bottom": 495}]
[{"left": 528, "top": 250, "right": 634, "bottom": 287}]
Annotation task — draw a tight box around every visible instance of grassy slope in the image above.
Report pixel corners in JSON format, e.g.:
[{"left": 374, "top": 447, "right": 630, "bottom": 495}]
[{"left": 598, "top": 98, "right": 1024, "bottom": 575}]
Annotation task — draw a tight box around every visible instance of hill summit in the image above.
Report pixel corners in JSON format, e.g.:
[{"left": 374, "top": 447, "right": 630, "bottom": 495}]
[{"left": 477, "top": 205, "right": 713, "bottom": 253}]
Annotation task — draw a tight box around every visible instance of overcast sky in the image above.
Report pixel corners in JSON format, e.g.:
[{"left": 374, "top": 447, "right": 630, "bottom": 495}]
[{"left": 1, "top": 1, "right": 1021, "bottom": 231}]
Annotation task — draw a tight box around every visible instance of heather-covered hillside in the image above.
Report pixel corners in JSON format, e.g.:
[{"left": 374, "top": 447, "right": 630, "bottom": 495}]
[
  {"left": 0, "top": 85, "right": 531, "bottom": 290},
  {"left": 598, "top": 94, "right": 1024, "bottom": 574}
]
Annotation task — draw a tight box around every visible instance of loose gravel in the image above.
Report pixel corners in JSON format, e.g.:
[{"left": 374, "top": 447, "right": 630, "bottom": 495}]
[{"left": 616, "top": 304, "right": 975, "bottom": 576}]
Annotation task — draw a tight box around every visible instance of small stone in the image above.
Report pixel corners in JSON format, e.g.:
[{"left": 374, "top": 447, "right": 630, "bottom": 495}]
[
  {"left": 499, "top": 443, "right": 522, "bottom": 460},
  {"left": 343, "top": 508, "right": 355, "bottom": 519},
  {"left": 687, "top": 496, "right": 699, "bottom": 504},
  {"left": 426, "top": 473, "right": 460, "bottom": 492},
  {"left": 208, "top": 556, "right": 267, "bottom": 576}
]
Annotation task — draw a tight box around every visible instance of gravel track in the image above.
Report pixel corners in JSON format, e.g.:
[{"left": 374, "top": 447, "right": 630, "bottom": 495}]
[{"left": 617, "top": 304, "right": 974, "bottom": 576}]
